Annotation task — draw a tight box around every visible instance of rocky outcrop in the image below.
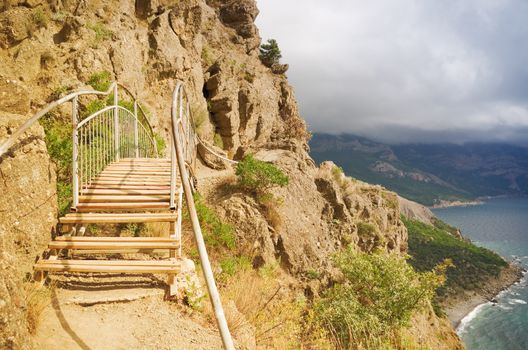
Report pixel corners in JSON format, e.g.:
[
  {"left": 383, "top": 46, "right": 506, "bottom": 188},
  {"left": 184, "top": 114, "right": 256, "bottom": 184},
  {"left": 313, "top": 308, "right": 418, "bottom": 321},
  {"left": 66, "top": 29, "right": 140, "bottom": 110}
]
[
  {"left": 398, "top": 196, "right": 435, "bottom": 225},
  {"left": 0, "top": 112, "right": 57, "bottom": 350},
  {"left": 213, "top": 154, "right": 407, "bottom": 295}
]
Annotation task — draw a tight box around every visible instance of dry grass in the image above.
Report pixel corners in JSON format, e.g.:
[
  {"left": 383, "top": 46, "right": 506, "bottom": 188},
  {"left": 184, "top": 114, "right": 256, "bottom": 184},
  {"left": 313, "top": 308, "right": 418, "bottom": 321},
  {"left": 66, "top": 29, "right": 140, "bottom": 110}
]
[
  {"left": 204, "top": 265, "right": 308, "bottom": 349},
  {"left": 24, "top": 282, "right": 52, "bottom": 334}
]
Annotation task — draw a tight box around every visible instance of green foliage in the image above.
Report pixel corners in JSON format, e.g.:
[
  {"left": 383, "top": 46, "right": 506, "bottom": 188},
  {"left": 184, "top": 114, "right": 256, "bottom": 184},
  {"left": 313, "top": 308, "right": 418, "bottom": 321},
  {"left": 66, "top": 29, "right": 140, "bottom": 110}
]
[
  {"left": 155, "top": 134, "right": 166, "bottom": 157},
  {"left": 305, "top": 269, "right": 321, "bottom": 280},
  {"left": 201, "top": 46, "right": 215, "bottom": 66},
  {"left": 213, "top": 133, "right": 224, "bottom": 149},
  {"left": 235, "top": 154, "right": 289, "bottom": 195},
  {"left": 88, "top": 22, "right": 113, "bottom": 46},
  {"left": 40, "top": 115, "right": 73, "bottom": 215},
  {"left": 314, "top": 249, "right": 445, "bottom": 349},
  {"left": 32, "top": 8, "right": 48, "bottom": 28},
  {"left": 357, "top": 221, "right": 377, "bottom": 238},
  {"left": 220, "top": 256, "right": 252, "bottom": 277},
  {"left": 81, "top": 99, "right": 107, "bottom": 119},
  {"left": 87, "top": 71, "right": 112, "bottom": 92},
  {"left": 381, "top": 191, "right": 398, "bottom": 210},
  {"left": 404, "top": 217, "right": 508, "bottom": 298},
  {"left": 259, "top": 39, "right": 282, "bottom": 67},
  {"left": 193, "top": 193, "right": 236, "bottom": 250}
]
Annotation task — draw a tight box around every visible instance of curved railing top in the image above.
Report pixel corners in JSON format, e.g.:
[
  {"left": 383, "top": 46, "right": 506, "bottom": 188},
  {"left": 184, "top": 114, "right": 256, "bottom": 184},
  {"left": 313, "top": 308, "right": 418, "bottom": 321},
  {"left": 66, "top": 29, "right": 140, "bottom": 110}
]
[
  {"left": 171, "top": 82, "right": 238, "bottom": 165},
  {"left": 0, "top": 81, "right": 157, "bottom": 158}
]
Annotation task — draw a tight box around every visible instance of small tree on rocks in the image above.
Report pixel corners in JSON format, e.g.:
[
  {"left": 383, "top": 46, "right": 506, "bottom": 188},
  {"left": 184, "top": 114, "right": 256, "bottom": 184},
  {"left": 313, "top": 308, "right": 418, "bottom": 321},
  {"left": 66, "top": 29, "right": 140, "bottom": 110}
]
[{"left": 259, "top": 39, "right": 282, "bottom": 67}]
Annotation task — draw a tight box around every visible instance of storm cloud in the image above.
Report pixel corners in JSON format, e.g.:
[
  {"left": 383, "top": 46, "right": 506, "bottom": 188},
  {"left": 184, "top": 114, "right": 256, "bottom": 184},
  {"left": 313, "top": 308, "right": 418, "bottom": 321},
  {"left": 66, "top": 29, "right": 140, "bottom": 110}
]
[{"left": 255, "top": 0, "right": 528, "bottom": 144}]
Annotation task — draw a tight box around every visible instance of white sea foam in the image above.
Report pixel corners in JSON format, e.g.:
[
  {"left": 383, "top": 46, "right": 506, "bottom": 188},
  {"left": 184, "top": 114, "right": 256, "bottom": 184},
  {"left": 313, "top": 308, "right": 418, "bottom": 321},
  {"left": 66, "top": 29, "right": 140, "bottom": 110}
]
[
  {"left": 508, "top": 299, "right": 527, "bottom": 305},
  {"left": 457, "top": 302, "right": 489, "bottom": 335}
]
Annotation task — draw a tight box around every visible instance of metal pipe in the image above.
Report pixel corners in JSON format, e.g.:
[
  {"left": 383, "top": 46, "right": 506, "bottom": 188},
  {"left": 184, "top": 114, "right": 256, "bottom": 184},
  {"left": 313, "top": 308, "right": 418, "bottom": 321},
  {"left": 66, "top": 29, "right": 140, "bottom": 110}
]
[
  {"left": 171, "top": 82, "right": 234, "bottom": 350},
  {"left": 134, "top": 101, "right": 139, "bottom": 158},
  {"left": 113, "top": 84, "right": 119, "bottom": 161},
  {"left": 72, "top": 96, "right": 79, "bottom": 209}
]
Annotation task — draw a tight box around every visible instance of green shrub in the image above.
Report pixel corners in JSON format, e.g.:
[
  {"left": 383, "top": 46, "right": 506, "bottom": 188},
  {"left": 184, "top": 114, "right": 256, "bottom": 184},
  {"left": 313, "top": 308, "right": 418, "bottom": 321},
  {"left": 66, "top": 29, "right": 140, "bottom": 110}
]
[
  {"left": 404, "top": 217, "right": 508, "bottom": 299},
  {"left": 259, "top": 39, "right": 282, "bottom": 67},
  {"left": 235, "top": 154, "right": 289, "bottom": 195},
  {"left": 193, "top": 193, "right": 235, "bottom": 250},
  {"left": 41, "top": 115, "right": 73, "bottom": 215},
  {"left": 314, "top": 249, "right": 445, "bottom": 349},
  {"left": 81, "top": 99, "right": 107, "bottom": 119},
  {"left": 155, "top": 134, "right": 166, "bottom": 157},
  {"left": 220, "top": 256, "right": 252, "bottom": 276},
  {"left": 201, "top": 46, "right": 215, "bottom": 66},
  {"left": 357, "top": 221, "right": 376, "bottom": 239},
  {"left": 87, "top": 71, "right": 112, "bottom": 92},
  {"left": 88, "top": 22, "right": 113, "bottom": 47},
  {"left": 32, "top": 8, "right": 48, "bottom": 28},
  {"left": 213, "top": 133, "right": 224, "bottom": 149}
]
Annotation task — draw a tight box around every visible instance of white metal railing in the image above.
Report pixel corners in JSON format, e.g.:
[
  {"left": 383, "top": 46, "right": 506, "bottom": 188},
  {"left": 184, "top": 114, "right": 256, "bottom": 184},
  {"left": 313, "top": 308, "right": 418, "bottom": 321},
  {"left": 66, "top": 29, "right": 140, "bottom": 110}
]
[
  {"left": 0, "top": 81, "right": 158, "bottom": 210},
  {"left": 170, "top": 82, "right": 234, "bottom": 350}
]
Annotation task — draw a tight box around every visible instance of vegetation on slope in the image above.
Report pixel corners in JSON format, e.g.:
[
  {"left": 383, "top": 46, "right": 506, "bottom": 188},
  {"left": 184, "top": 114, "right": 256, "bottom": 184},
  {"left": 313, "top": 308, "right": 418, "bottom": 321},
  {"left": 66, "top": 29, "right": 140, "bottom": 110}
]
[
  {"left": 312, "top": 249, "right": 446, "bottom": 349},
  {"left": 404, "top": 217, "right": 508, "bottom": 300}
]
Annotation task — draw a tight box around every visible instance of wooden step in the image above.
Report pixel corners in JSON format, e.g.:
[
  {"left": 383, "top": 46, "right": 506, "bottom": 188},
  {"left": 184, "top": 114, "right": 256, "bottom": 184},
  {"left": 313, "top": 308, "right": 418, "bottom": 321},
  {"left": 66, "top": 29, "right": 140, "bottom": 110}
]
[
  {"left": 81, "top": 189, "right": 169, "bottom": 195},
  {"left": 49, "top": 240, "right": 179, "bottom": 250},
  {"left": 60, "top": 213, "right": 177, "bottom": 224},
  {"left": 54, "top": 236, "right": 177, "bottom": 242},
  {"left": 84, "top": 184, "right": 172, "bottom": 190},
  {"left": 79, "top": 195, "right": 170, "bottom": 203},
  {"left": 101, "top": 168, "right": 171, "bottom": 176},
  {"left": 89, "top": 180, "right": 171, "bottom": 185},
  {"left": 34, "top": 259, "right": 181, "bottom": 274},
  {"left": 76, "top": 202, "right": 171, "bottom": 211}
]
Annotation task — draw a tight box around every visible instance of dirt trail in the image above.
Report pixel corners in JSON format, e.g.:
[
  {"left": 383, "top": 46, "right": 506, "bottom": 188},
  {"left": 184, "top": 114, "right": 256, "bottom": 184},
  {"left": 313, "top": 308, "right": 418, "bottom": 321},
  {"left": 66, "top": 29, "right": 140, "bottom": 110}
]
[{"left": 33, "top": 280, "right": 224, "bottom": 350}]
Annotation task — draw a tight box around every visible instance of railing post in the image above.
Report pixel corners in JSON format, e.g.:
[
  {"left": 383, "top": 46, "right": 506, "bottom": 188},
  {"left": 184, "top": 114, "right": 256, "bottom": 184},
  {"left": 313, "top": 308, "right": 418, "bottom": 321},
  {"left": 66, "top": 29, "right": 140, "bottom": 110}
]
[
  {"left": 134, "top": 100, "right": 139, "bottom": 158},
  {"left": 113, "top": 84, "right": 119, "bottom": 161},
  {"left": 71, "top": 96, "right": 79, "bottom": 209},
  {"left": 171, "top": 83, "right": 234, "bottom": 350},
  {"left": 170, "top": 137, "right": 176, "bottom": 209}
]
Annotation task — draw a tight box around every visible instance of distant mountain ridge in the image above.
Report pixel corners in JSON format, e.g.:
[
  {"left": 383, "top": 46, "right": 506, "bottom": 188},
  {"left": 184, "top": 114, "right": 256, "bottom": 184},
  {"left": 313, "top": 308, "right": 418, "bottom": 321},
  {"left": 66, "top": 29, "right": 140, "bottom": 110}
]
[{"left": 309, "top": 133, "right": 528, "bottom": 205}]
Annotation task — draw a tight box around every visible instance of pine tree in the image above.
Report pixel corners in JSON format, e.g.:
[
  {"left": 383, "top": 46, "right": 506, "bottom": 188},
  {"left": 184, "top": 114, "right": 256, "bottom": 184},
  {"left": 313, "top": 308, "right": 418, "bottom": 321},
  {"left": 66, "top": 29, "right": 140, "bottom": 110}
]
[{"left": 259, "top": 39, "right": 282, "bottom": 67}]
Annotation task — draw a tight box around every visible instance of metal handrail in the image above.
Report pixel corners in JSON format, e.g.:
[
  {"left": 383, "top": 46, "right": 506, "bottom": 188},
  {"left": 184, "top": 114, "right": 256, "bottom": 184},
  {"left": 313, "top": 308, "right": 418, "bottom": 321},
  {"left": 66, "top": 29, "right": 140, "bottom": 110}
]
[
  {"left": 0, "top": 83, "right": 117, "bottom": 157},
  {"left": 170, "top": 82, "right": 234, "bottom": 350},
  {"left": 0, "top": 81, "right": 159, "bottom": 209}
]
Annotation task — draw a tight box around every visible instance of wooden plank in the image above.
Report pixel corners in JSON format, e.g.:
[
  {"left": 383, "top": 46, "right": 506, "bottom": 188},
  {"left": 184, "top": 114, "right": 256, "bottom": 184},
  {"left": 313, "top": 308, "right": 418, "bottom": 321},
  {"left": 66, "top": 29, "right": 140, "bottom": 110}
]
[
  {"left": 48, "top": 241, "right": 180, "bottom": 250},
  {"left": 76, "top": 202, "right": 170, "bottom": 210},
  {"left": 84, "top": 184, "right": 172, "bottom": 190},
  {"left": 34, "top": 261, "right": 181, "bottom": 273},
  {"left": 81, "top": 189, "right": 169, "bottom": 195},
  {"left": 54, "top": 236, "right": 178, "bottom": 242},
  {"left": 60, "top": 213, "right": 176, "bottom": 224},
  {"left": 79, "top": 195, "right": 170, "bottom": 203},
  {"left": 36, "top": 259, "right": 180, "bottom": 266}
]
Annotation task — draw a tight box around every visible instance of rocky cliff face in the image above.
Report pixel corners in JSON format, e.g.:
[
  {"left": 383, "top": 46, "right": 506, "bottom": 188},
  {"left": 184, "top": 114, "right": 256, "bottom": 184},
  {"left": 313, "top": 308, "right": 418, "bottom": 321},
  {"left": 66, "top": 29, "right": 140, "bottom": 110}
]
[
  {"left": 0, "top": 1, "right": 463, "bottom": 348},
  {"left": 0, "top": 112, "right": 57, "bottom": 349}
]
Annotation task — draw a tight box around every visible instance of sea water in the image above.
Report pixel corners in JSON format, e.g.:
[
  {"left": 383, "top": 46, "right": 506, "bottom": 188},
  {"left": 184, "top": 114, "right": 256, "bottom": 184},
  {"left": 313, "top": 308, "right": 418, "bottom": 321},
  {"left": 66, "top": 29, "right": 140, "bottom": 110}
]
[{"left": 433, "top": 198, "right": 528, "bottom": 350}]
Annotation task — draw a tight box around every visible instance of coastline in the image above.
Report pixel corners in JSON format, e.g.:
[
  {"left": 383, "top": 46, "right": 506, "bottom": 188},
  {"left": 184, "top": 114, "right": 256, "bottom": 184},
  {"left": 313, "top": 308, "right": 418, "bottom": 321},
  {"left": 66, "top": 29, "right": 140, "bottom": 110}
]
[
  {"left": 431, "top": 200, "right": 484, "bottom": 209},
  {"left": 444, "top": 263, "right": 525, "bottom": 328}
]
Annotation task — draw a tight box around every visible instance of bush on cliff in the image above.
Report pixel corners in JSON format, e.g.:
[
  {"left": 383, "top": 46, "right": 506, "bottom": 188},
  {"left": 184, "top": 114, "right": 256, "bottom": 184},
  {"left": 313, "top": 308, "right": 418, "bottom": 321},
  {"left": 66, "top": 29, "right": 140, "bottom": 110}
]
[
  {"left": 313, "top": 249, "right": 446, "bottom": 349},
  {"left": 236, "top": 154, "right": 289, "bottom": 196}
]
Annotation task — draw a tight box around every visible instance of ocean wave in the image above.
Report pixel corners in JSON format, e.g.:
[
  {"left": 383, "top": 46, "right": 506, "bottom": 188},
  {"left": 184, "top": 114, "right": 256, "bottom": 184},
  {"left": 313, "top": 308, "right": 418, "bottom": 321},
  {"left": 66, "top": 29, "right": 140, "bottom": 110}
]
[
  {"left": 508, "top": 299, "right": 527, "bottom": 305},
  {"left": 498, "top": 305, "right": 513, "bottom": 310},
  {"left": 457, "top": 303, "right": 489, "bottom": 335}
]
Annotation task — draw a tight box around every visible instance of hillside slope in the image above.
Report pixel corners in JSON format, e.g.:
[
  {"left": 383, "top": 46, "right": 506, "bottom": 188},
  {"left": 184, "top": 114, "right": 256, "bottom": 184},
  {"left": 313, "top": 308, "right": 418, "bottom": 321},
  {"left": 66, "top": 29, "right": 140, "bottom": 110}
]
[{"left": 310, "top": 133, "right": 528, "bottom": 205}]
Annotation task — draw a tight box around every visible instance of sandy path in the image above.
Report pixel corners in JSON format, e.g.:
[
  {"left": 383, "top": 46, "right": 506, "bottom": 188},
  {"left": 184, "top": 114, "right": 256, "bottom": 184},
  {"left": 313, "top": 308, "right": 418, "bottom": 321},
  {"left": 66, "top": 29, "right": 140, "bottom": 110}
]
[{"left": 33, "top": 287, "right": 223, "bottom": 350}]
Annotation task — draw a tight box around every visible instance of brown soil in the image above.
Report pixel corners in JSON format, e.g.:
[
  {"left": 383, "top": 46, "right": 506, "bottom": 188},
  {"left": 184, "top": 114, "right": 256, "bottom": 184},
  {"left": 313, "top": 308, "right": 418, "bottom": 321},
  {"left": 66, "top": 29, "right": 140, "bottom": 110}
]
[{"left": 32, "top": 278, "right": 224, "bottom": 350}]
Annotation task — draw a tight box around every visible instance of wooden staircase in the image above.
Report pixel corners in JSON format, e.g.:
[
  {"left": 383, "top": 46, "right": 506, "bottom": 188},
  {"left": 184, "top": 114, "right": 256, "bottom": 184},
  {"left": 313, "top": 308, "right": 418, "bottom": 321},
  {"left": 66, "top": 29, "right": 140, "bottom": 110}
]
[{"left": 34, "top": 158, "right": 185, "bottom": 293}]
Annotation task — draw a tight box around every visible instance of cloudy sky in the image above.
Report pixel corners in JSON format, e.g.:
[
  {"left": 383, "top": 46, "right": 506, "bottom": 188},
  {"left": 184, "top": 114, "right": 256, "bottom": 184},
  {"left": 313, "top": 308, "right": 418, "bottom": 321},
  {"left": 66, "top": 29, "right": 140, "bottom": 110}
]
[{"left": 255, "top": 0, "right": 528, "bottom": 144}]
